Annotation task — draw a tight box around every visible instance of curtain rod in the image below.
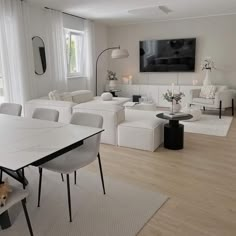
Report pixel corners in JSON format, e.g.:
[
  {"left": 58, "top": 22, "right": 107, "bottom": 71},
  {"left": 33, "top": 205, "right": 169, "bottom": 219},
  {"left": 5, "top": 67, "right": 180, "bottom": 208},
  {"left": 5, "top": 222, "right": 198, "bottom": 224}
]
[{"left": 44, "top": 7, "right": 87, "bottom": 20}]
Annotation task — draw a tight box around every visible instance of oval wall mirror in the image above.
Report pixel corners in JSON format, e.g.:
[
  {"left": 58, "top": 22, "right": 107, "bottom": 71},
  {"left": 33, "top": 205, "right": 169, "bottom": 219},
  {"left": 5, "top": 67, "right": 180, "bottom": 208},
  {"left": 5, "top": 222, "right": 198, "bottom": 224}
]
[{"left": 32, "top": 36, "right": 47, "bottom": 75}]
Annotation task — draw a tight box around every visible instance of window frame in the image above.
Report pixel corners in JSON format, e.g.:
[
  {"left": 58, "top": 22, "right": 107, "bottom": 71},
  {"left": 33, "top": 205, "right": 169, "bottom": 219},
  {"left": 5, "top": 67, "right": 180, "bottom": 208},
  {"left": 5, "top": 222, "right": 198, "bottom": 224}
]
[{"left": 65, "top": 28, "right": 85, "bottom": 78}]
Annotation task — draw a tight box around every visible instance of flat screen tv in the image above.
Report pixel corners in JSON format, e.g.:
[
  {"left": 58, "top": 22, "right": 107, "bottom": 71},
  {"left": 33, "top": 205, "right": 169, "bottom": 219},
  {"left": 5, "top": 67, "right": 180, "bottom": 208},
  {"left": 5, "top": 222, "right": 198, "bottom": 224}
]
[{"left": 140, "top": 38, "right": 196, "bottom": 72}]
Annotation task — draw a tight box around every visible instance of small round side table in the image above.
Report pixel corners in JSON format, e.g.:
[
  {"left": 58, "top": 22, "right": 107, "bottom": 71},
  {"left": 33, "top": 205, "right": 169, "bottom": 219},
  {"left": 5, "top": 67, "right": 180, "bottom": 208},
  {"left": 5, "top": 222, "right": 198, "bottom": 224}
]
[{"left": 156, "top": 113, "right": 192, "bottom": 150}]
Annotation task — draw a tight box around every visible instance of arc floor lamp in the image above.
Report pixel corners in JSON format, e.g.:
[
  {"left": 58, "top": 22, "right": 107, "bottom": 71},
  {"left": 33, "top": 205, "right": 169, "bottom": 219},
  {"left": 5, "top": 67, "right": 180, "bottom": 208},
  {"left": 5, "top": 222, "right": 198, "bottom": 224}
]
[{"left": 95, "top": 46, "right": 129, "bottom": 96}]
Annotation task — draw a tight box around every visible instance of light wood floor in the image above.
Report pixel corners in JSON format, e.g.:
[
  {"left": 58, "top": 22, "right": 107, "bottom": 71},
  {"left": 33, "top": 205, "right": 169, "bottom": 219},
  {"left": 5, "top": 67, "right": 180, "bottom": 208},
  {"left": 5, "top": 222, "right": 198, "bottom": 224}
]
[{"left": 86, "top": 114, "right": 236, "bottom": 236}]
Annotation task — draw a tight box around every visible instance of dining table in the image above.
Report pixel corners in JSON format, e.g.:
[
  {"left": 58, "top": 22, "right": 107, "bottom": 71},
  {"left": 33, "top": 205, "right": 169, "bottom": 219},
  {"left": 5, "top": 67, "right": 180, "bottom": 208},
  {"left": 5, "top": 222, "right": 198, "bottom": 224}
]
[{"left": 0, "top": 114, "right": 104, "bottom": 229}]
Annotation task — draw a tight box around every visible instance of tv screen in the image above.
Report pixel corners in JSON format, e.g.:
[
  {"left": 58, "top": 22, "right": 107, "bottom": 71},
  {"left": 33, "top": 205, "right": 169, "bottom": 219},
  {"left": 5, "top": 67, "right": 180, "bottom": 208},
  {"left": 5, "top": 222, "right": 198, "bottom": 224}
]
[{"left": 140, "top": 38, "right": 196, "bottom": 72}]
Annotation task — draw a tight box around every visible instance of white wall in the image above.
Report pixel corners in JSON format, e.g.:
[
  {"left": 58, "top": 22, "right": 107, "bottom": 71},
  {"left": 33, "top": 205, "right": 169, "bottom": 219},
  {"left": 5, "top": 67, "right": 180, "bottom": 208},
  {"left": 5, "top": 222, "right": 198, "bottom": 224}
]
[
  {"left": 28, "top": 5, "right": 108, "bottom": 98},
  {"left": 108, "top": 15, "right": 236, "bottom": 88},
  {"left": 94, "top": 23, "right": 108, "bottom": 95},
  {"left": 68, "top": 22, "right": 108, "bottom": 95},
  {"left": 29, "top": 6, "right": 52, "bottom": 98}
]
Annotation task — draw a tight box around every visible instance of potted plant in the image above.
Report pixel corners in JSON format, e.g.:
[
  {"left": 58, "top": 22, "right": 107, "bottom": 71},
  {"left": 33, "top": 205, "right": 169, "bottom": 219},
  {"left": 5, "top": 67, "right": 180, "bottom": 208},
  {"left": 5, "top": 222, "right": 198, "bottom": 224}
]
[
  {"left": 107, "top": 70, "right": 118, "bottom": 90},
  {"left": 201, "top": 57, "right": 215, "bottom": 85},
  {"left": 163, "top": 90, "right": 185, "bottom": 113}
]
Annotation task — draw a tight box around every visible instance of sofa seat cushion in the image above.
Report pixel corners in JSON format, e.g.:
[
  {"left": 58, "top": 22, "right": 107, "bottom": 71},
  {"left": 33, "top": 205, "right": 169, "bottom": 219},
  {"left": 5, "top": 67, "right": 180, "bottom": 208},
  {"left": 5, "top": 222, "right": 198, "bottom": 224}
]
[
  {"left": 118, "top": 118, "right": 165, "bottom": 152},
  {"left": 192, "top": 98, "right": 215, "bottom": 105},
  {"left": 125, "top": 109, "right": 158, "bottom": 122},
  {"left": 92, "top": 96, "right": 131, "bottom": 105},
  {"left": 73, "top": 103, "right": 124, "bottom": 113},
  {"left": 120, "top": 119, "right": 163, "bottom": 129}
]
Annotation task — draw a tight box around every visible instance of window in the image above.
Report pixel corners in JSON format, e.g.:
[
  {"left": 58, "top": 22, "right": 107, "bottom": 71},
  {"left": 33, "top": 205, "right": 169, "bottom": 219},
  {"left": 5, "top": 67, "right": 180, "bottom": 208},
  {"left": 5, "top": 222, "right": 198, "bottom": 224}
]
[{"left": 65, "top": 29, "right": 85, "bottom": 77}]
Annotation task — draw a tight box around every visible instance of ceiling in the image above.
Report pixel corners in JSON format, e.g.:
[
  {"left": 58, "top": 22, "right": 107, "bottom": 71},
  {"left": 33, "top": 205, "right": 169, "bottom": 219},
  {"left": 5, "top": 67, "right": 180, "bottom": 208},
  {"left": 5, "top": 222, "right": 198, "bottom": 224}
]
[{"left": 28, "top": 0, "right": 236, "bottom": 25}]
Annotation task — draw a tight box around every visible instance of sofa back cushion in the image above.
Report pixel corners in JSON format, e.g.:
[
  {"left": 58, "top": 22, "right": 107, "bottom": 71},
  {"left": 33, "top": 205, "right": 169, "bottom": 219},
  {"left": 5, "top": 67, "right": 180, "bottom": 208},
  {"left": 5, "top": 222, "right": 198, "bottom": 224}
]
[
  {"left": 48, "top": 90, "right": 93, "bottom": 104},
  {"left": 70, "top": 90, "right": 93, "bottom": 103},
  {"left": 200, "top": 85, "right": 216, "bottom": 99}
]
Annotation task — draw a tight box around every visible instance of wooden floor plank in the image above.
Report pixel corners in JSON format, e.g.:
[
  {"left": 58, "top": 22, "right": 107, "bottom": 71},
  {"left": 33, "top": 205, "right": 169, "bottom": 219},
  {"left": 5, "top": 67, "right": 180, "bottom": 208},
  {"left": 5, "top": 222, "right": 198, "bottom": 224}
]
[{"left": 86, "top": 114, "right": 236, "bottom": 236}]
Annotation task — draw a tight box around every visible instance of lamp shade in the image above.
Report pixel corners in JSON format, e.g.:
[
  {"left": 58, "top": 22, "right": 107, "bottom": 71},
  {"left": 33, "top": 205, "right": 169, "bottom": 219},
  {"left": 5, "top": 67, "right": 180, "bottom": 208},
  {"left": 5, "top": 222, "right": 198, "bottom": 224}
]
[{"left": 111, "top": 49, "right": 129, "bottom": 59}]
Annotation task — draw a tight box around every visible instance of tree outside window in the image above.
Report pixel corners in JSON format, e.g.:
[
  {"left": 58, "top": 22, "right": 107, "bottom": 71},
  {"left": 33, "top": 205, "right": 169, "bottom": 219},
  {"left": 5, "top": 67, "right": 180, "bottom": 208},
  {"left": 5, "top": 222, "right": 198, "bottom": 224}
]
[{"left": 65, "top": 29, "right": 85, "bottom": 77}]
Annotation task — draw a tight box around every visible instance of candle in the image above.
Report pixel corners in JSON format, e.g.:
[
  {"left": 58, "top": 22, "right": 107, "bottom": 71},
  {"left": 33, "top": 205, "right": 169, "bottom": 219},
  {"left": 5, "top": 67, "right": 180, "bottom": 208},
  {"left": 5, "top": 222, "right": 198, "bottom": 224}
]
[
  {"left": 122, "top": 77, "right": 129, "bottom": 84},
  {"left": 171, "top": 83, "right": 174, "bottom": 96}
]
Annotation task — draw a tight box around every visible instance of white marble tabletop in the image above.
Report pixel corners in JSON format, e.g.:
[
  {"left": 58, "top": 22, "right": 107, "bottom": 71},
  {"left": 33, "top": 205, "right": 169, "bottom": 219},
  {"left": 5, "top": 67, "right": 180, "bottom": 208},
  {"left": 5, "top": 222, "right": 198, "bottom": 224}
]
[{"left": 0, "top": 114, "right": 103, "bottom": 171}]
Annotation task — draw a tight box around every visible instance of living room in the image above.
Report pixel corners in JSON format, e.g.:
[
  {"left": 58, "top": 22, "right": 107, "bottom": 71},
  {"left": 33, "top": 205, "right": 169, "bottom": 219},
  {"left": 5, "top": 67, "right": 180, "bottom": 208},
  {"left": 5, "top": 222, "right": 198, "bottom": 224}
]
[{"left": 0, "top": 0, "right": 236, "bottom": 236}]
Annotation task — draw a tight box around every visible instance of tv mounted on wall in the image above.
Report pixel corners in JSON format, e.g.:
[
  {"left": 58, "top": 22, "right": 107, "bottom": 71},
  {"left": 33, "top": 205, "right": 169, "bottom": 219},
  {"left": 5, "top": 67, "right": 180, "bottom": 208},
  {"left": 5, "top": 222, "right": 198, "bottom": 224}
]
[{"left": 140, "top": 38, "right": 196, "bottom": 72}]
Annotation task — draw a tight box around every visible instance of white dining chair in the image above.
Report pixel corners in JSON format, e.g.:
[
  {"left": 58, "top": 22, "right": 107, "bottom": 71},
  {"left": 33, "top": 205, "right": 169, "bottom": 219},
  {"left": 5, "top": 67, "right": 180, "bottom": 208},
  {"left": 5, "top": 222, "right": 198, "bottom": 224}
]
[
  {"left": 0, "top": 103, "right": 22, "bottom": 183},
  {"left": 32, "top": 108, "right": 59, "bottom": 122},
  {"left": 0, "top": 103, "right": 22, "bottom": 116},
  {"left": 0, "top": 185, "right": 34, "bottom": 236},
  {"left": 37, "top": 112, "right": 105, "bottom": 222}
]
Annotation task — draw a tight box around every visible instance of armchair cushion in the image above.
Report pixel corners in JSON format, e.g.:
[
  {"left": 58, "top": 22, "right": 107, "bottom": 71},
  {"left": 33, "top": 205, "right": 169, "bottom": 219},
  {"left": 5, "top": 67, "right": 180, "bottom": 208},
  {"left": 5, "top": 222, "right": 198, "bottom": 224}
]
[{"left": 200, "top": 85, "right": 216, "bottom": 99}]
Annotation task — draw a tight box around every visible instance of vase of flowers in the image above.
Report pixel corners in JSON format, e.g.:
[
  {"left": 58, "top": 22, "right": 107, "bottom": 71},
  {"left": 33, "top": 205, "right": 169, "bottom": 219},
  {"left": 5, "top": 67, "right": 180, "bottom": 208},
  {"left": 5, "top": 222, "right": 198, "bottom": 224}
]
[
  {"left": 107, "top": 70, "right": 118, "bottom": 89},
  {"left": 201, "top": 57, "right": 215, "bottom": 85},
  {"left": 163, "top": 90, "right": 185, "bottom": 113}
]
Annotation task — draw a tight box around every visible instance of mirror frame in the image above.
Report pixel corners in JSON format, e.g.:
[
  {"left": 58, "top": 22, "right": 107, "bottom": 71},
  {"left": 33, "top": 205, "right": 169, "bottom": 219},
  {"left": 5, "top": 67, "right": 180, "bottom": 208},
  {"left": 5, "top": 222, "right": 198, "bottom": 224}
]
[{"left": 32, "top": 36, "right": 47, "bottom": 75}]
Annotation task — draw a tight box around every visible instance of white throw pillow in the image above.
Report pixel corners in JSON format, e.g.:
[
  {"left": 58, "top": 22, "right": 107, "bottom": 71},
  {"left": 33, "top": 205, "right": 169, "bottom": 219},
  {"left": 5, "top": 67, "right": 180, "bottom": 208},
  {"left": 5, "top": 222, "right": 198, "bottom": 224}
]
[
  {"left": 200, "top": 86, "right": 216, "bottom": 99},
  {"left": 101, "top": 92, "right": 113, "bottom": 101},
  {"left": 48, "top": 90, "right": 61, "bottom": 100}
]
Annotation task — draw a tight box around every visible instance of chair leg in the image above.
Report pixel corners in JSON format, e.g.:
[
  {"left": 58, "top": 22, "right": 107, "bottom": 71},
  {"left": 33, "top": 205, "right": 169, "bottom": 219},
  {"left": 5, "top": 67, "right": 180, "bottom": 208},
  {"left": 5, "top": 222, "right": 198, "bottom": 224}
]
[
  {"left": 61, "top": 173, "right": 64, "bottom": 182},
  {"left": 37, "top": 167, "right": 43, "bottom": 207},
  {"left": 74, "top": 171, "right": 77, "bottom": 185},
  {"left": 66, "top": 174, "right": 72, "bottom": 222},
  {"left": 219, "top": 100, "right": 222, "bottom": 119},
  {"left": 0, "top": 168, "right": 2, "bottom": 182},
  {"left": 0, "top": 210, "right": 11, "bottom": 229},
  {"left": 22, "top": 199, "right": 34, "bottom": 236},
  {"left": 22, "top": 168, "right": 26, "bottom": 189},
  {"left": 232, "top": 99, "right": 234, "bottom": 116},
  {"left": 97, "top": 153, "right": 106, "bottom": 195},
  {"left": 203, "top": 106, "right": 205, "bottom": 111}
]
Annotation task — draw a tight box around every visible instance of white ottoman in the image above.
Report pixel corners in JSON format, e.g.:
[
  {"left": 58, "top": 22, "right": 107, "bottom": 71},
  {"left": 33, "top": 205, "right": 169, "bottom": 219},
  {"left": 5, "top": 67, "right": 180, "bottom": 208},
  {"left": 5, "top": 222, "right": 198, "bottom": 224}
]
[{"left": 118, "top": 119, "right": 164, "bottom": 152}]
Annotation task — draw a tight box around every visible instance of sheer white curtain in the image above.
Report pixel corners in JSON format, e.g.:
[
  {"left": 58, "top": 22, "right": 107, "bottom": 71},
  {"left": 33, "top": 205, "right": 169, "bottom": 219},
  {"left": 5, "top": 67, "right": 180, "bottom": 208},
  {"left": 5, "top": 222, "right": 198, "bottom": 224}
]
[
  {"left": 84, "top": 20, "right": 96, "bottom": 95},
  {"left": 46, "top": 9, "right": 68, "bottom": 91},
  {"left": 0, "top": 0, "right": 34, "bottom": 104}
]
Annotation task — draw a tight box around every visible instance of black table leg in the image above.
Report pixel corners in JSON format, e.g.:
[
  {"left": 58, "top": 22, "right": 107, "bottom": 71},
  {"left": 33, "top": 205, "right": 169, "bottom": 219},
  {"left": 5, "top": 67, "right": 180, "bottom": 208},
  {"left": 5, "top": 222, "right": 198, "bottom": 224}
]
[
  {"left": 0, "top": 211, "right": 11, "bottom": 229},
  {"left": 164, "top": 120, "right": 184, "bottom": 150},
  {"left": 232, "top": 99, "right": 234, "bottom": 116},
  {"left": 1, "top": 168, "right": 28, "bottom": 187},
  {"left": 110, "top": 91, "right": 117, "bottom": 97}
]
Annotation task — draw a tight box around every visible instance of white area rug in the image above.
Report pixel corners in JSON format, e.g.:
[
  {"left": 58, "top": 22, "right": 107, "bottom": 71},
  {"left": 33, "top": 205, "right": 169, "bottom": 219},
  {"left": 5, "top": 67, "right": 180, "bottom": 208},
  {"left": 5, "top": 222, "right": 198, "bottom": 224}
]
[
  {"left": 183, "top": 114, "right": 233, "bottom": 137},
  {"left": 125, "top": 109, "right": 233, "bottom": 137},
  {"left": 1, "top": 168, "right": 168, "bottom": 236}
]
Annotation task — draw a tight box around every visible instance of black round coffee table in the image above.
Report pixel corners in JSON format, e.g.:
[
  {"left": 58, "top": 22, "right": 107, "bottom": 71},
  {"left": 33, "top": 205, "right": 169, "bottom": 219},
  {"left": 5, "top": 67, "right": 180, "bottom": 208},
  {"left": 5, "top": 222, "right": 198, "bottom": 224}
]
[{"left": 156, "top": 113, "right": 192, "bottom": 150}]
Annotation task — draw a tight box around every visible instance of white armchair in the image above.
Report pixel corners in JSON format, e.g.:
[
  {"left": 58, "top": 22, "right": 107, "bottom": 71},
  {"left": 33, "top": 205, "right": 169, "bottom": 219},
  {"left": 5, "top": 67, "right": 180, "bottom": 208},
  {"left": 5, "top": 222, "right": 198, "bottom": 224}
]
[{"left": 189, "top": 86, "right": 235, "bottom": 119}]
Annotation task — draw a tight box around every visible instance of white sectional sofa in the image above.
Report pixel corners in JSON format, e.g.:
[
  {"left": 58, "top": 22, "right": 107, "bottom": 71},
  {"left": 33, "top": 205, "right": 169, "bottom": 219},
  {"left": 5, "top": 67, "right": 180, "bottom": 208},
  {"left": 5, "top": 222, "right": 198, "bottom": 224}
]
[
  {"left": 24, "top": 90, "right": 165, "bottom": 151},
  {"left": 24, "top": 90, "right": 130, "bottom": 145}
]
